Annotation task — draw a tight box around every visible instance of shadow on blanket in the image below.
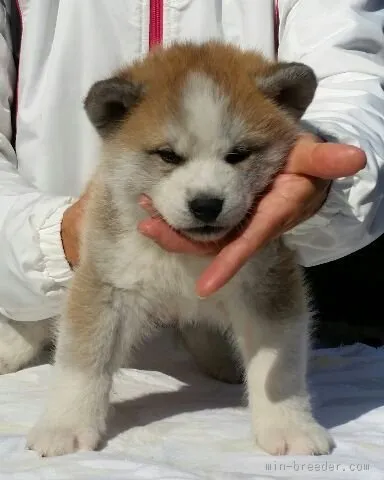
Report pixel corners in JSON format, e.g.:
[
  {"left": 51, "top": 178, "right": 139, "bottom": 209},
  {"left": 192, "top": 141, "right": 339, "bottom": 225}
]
[{"left": 91, "top": 331, "right": 384, "bottom": 447}]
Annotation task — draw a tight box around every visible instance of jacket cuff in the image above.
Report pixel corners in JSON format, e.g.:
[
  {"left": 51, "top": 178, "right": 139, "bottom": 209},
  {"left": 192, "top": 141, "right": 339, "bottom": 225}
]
[{"left": 38, "top": 199, "right": 75, "bottom": 285}]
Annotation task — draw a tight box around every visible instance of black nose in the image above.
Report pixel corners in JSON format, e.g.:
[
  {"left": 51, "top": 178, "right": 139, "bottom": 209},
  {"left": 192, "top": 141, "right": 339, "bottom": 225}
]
[{"left": 189, "top": 196, "right": 224, "bottom": 223}]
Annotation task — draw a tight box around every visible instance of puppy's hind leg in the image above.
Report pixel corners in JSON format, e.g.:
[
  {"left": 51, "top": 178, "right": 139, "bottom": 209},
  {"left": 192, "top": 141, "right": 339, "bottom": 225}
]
[
  {"left": 0, "top": 317, "right": 52, "bottom": 374},
  {"left": 179, "top": 323, "right": 243, "bottom": 384},
  {"left": 27, "top": 265, "right": 138, "bottom": 457}
]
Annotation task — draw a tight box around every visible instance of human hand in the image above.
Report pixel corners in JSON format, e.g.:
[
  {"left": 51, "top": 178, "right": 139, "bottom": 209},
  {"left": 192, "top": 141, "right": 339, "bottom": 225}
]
[
  {"left": 138, "top": 134, "right": 366, "bottom": 297},
  {"left": 61, "top": 191, "right": 90, "bottom": 268}
]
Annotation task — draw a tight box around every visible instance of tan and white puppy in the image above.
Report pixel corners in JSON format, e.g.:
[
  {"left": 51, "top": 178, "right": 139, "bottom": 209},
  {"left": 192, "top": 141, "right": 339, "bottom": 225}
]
[{"left": 27, "top": 42, "right": 334, "bottom": 457}]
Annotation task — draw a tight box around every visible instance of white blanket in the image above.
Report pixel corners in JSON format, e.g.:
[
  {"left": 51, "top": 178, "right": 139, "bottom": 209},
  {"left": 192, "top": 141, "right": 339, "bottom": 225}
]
[{"left": 0, "top": 332, "right": 383, "bottom": 479}]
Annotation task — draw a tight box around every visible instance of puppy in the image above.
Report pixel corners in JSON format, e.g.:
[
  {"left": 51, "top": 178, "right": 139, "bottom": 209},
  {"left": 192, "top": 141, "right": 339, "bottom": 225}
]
[{"left": 27, "top": 41, "right": 334, "bottom": 457}]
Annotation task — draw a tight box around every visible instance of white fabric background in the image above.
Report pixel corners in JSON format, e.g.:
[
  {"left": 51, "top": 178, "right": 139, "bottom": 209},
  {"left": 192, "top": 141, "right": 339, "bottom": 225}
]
[{"left": 0, "top": 332, "right": 383, "bottom": 479}]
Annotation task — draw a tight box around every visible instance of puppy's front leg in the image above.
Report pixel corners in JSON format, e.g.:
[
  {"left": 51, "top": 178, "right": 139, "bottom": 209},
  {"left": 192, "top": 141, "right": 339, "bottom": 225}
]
[
  {"left": 232, "top": 305, "right": 334, "bottom": 456},
  {"left": 27, "top": 266, "right": 137, "bottom": 457}
]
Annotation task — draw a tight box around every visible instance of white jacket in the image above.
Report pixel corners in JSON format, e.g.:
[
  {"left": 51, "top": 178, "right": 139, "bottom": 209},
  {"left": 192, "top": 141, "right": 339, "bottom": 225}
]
[{"left": 0, "top": 0, "right": 383, "bottom": 322}]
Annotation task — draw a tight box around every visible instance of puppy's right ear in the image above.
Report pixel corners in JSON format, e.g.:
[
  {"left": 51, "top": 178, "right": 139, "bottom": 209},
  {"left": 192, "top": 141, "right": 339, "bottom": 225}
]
[
  {"left": 256, "top": 62, "right": 317, "bottom": 120},
  {"left": 84, "top": 76, "right": 143, "bottom": 137}
]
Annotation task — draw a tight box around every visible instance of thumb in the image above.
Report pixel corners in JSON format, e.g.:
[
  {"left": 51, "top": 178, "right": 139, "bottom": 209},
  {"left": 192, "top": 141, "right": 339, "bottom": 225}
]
[{"left": 285, "top": 137, "right": 367, "bottom": 179}]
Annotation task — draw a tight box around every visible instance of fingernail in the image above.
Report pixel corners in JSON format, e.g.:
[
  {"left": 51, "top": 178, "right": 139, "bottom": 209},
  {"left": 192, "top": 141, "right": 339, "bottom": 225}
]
[
  {"left": 196, "top": 284, "right": 210, "bottom": 299},
  {"left": 138, "top": 223, "right": 153, "bottom": 236},
  {"left": 196, "top": 278, "right": 219, "bottom": 298}
]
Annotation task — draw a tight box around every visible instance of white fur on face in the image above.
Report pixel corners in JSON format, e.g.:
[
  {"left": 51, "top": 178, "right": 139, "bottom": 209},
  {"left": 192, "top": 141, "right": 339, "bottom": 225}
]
[
  {"left": 107, "top": 72, "right": 289, "bottom": 242},
  {"left": 151, "top": 73, "right": 254, "bottom": 240}
]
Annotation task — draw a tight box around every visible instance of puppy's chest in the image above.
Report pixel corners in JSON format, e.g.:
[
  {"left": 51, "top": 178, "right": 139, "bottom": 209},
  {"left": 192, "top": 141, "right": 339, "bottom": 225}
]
[
  {"left": 103, "top": 232, "right": 278, "bottom": 325},
  {"left": 107, "top": 234, "right": 210, "bottom": 296}
]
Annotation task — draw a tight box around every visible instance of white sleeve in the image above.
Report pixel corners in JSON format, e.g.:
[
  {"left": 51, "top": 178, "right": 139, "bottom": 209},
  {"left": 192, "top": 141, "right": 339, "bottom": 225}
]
[
  {"left": 278, "top": 0, "right": 384, "bottom": 266},
  {"left": 0, "top": 3, "right": 74, "bottom": 321}
]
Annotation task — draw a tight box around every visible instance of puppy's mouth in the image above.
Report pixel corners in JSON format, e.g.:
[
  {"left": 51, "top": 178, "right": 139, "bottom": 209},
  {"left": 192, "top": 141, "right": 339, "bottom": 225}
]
[
  {"left": 185, "top": 225, "right": 225, "bottom": 235},
  {"left": 181, "top": 225, "right": 229, "bottom": 242}
]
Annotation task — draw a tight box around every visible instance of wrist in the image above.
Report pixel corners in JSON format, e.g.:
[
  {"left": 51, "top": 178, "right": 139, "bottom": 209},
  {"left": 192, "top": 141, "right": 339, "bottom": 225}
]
[
  {"left": 60, "top": 205, "right": 79, "bottom": 269},
  {"left": 39, "top": 200, "right": 74, "bottom": 285}
]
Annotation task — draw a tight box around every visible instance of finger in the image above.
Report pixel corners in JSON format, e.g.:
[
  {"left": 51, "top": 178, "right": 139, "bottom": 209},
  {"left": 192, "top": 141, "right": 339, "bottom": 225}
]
[
  {"left": 196, "top": 204, "right": 289, "bottom": 297},
  {"left": 138, "top": 194, "right": 159, "bottom": 218},
  {"left": 285, "top": 140, "right": 366, "bottom": 179},
  {"left": 285, "top": 185, "right": 328, "bottom": 230},
  {"left": 196, "top": 174, "right": 324, "bottom": 297},
  {"left": 138, "top": 194, "right": 152, "bottom": 207},
  {"left": 138, "top": 218, "right": 217, "bottom": 255}
]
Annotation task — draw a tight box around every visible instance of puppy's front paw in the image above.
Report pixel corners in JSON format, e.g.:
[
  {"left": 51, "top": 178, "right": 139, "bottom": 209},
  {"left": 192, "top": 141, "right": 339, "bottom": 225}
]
[
  {"left": 27, "top": 421, "right": 101, "bottom": 457},
  {"left": 254, "top": 412, "right": 335, "bottom": 456}
]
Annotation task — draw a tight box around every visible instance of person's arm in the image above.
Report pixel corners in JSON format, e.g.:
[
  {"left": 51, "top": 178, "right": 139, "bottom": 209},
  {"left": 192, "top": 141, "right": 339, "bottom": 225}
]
[
  {"left": 278, "top": 0, "right": 384, "bottom": 266},
  {"left": 0, "top": 4, "right": 74, "bottom": 321}
]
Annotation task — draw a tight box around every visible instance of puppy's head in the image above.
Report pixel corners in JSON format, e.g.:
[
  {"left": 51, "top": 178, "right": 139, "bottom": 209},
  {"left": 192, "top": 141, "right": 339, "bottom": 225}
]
[{"left": 85, "top": 42, "right": 317, "bottom": 241}]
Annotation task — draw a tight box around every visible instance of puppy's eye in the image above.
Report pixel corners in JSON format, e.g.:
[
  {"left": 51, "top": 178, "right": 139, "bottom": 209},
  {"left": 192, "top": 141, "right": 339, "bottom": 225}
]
[
  {"left": 224, "top": 146, "right": 253, "bottom": 165},
  {"left": 150, "top": 149, "right": 185, "bottom": 165}
]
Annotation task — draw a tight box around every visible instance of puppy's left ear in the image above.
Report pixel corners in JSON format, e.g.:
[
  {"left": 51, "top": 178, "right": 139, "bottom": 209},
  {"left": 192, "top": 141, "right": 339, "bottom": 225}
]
[
  {"left": 256, "top": 62, "right": 317, "bottom": 119},
  {"left": 84, "top": 76, "right": 143, "bottom": 137}
]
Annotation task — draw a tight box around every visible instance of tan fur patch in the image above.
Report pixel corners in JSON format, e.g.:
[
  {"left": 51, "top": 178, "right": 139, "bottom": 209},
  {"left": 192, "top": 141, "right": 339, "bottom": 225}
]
[{"left": 110, "top": 42, "right": 296, "bottom": 151}]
